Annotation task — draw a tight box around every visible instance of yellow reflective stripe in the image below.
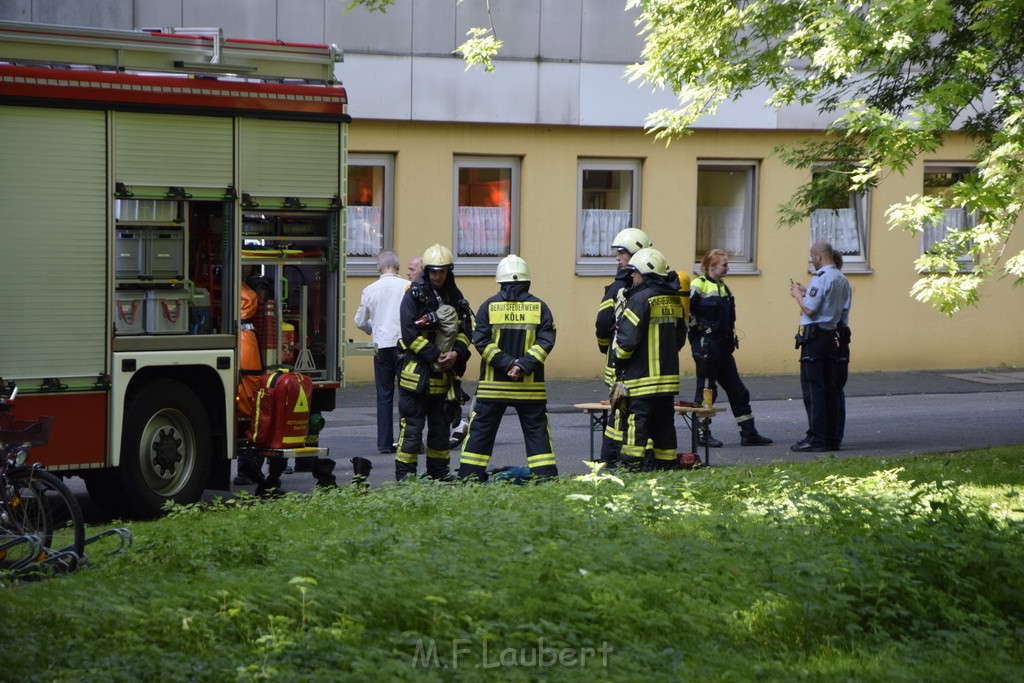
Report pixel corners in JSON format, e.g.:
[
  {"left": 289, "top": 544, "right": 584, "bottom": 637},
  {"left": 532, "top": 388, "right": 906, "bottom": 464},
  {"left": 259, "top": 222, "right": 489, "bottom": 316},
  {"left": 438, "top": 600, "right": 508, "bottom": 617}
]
[
  {"left": 648, "top": 322, "right": 660, "bottom": 377},
  {"left": 395, "top": 451, "right": 418, "bottom": 464},
  {"left": 526, "top": 344, "right": 547, "bottom": 363},
  {"left": 409, "top": 336, "right": 429, "bottom": 353},
  {"left": 526, "top": 453, "right": 556, "bottom": 467},
  {"left": 476, "top": 383, "right": 547, "bottom": 401},
  {"left": 597, "top": 299, "right": 613, "bottom": 312},
  {"left": 460, "top": 451, "right": 490, "bottom": 467},
  {"left": 653, "top": 449, "right": 676, "bottom": 462},
  {"left": 597, "top": 336, "right": 610, "bottom": 346},
  {"left": 488, "top": 301, "right": 541, "bottom": 325},
  {"left": 482, "top": 343, "right": 501, "bottom": 364},
  {"left": 622, "top": 308, "right": 640, "bottom": 326},
  {"left": 426, "top": 448, "right": 450, "bottom": 460},
  {"left": 615, "top": 345, "right": 632, "bottom": 360}
]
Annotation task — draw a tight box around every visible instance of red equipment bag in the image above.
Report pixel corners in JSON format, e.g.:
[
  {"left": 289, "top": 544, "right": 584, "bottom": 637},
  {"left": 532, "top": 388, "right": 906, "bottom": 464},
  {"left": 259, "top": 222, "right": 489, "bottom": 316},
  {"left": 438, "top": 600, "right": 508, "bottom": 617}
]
[{"left": 250, "top": 369, "right": 313, "bottom": 449}]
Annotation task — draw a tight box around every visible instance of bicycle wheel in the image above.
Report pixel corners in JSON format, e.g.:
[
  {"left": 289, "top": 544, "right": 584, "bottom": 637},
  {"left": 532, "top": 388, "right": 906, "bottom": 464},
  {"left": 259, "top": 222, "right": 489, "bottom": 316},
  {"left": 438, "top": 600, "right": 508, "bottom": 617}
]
[{"left": 1, "top": 468, "right": 85, "bottom": 568}]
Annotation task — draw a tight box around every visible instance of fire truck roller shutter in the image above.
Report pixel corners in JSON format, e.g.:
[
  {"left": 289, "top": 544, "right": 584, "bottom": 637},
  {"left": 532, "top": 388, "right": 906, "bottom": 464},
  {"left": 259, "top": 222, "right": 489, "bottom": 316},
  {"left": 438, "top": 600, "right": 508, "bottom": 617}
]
[{"left": 113, "top": 112, "right": 233, "bottom": 190}]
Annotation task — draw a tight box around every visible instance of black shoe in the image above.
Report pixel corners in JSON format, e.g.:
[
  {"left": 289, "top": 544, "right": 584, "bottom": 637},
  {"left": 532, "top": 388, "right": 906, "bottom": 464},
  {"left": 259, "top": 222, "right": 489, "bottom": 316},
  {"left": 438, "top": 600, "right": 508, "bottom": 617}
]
[
  {"left": 825, "top": 442, "right": 841, "bottom": 451},
  {"left": 232, "top": 474, "right": 255, "bottom": 486},
  {"left": 379, "top": 447, "right": 397, "bottom": 454},
  {"left": 741, "top": 434, "right": 773, "bottom": 446},
  {"left": 696, "top": 430, "right": 723, "bottom": 448},
  {"left": 790, "top": 441, "right": 826, "bottom": 452},
  {"left": 282, "top": 466, "right": 294, "bottom": 475}
]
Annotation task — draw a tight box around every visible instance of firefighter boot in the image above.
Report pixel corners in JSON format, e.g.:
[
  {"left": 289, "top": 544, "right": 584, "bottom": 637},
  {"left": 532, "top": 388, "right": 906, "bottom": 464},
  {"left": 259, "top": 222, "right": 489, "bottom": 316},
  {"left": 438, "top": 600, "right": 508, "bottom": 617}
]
[
  {"left": 395, "top": 456, "right": 418, "bottom": 482},
  {"left": 311, "top": 457, "right": 338, "bottom": 488},
  {"left": 457, "top": 463, "right": 488, "bottom": 483},
  {"left": 256, "top": 457, "right": 289, "bottom": 497},
  {"left": 528, "top": 465, "right": 559, "bottom": 480},
  {"left": 425, "top": 455, "right": 451, "bottom": 480},
  {"left": 740, "top": 420, "right": 773, "bottom": 446},
  {"left": 351, "top": 456, "right": 372, "bottom": 486}
]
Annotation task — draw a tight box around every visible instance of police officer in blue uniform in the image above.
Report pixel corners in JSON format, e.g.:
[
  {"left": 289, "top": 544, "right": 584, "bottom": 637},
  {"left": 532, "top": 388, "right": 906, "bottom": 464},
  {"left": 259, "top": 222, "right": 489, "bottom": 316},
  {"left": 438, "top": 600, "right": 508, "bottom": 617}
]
[{"left": 789, "top": 241, "right": 851, "bottom": 452}]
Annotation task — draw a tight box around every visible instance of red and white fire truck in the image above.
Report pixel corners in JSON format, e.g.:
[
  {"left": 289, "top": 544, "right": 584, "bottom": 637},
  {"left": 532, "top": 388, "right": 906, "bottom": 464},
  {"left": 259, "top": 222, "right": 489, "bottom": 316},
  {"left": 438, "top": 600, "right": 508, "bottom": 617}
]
[{"left": 0, "top": 21, "right": 353, "bottom": 517}]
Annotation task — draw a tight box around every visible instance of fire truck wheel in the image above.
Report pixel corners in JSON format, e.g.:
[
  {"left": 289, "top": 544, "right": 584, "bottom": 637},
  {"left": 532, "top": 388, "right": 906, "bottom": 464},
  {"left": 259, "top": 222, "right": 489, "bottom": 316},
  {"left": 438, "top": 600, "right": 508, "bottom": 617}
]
[{"left": 116, "top": 378, "right": 212, "bottom": 518}]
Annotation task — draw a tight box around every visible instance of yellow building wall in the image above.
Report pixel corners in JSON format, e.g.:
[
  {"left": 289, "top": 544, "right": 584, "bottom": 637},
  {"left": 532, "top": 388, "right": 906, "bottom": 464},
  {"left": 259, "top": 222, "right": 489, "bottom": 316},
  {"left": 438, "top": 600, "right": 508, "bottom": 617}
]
[{"left": 344, "top": 121, "right": 1024, "bottom": 383}]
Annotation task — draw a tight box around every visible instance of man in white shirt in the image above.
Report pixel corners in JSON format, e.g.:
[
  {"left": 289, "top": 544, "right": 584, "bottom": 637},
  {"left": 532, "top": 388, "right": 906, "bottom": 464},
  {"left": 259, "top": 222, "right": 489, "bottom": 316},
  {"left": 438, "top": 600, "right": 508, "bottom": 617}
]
[{"left": 355, "top": 249, "right": 408, "bottom": 453}]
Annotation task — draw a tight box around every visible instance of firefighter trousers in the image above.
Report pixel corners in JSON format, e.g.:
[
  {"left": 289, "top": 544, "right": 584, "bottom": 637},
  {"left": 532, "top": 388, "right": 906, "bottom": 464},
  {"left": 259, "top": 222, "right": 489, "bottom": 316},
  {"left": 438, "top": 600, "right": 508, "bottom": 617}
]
[
  {"left": 617, "top": 394, "right": 677, "bottom": 470},
  {"left": 395, "top": 388, "right": 452, "bottom": 481},
  {"left": 457, "top": 400, "right": 558, "bottom": 481}
]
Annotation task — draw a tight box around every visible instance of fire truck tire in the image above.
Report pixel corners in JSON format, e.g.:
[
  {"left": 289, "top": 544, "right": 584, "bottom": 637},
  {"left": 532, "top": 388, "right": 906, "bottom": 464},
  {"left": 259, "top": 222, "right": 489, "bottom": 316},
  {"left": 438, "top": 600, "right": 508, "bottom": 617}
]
[{"left": 114, "top": 378, "right": 212, "bottom": 519}]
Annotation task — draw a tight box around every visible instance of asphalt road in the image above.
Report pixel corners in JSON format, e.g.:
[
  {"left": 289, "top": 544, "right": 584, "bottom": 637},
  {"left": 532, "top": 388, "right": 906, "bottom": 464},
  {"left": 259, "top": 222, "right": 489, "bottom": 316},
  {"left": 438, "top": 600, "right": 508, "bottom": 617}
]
[{"left": 248, "top": 369, "right": 1024, "bottom": 492}]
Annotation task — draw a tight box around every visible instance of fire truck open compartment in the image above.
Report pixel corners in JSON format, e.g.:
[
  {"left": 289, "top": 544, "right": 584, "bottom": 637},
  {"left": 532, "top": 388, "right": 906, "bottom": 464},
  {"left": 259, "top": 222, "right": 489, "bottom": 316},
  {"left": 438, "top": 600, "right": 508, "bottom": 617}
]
[{"left": 0, "top": 20, "right": 349, "bottom": 518}]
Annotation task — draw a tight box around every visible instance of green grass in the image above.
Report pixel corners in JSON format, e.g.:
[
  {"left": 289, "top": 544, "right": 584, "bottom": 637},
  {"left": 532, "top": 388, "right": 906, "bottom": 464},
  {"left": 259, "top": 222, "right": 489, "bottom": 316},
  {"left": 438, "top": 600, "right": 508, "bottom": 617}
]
[{"left": 2, "top": 448, "right": 1023, "bottom": 682}]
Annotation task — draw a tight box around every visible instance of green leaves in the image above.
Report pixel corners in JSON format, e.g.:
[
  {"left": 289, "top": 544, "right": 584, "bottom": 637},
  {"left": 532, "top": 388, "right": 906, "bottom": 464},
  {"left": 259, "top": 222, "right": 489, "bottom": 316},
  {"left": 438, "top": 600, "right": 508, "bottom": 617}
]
[{"left": 629, "top": 0, "right": 1024, "bottom": 313}]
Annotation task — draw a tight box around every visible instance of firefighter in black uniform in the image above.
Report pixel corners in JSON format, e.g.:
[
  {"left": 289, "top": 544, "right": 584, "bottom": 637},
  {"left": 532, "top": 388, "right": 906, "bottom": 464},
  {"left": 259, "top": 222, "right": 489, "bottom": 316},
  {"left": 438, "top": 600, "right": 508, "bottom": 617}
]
[
  {"left": 689, "top": 248, "right": 772, "bottom": 447},
  {"left": 595, "top": 227, "right": 652, "bottom": 466},
  {"left": 612, "top": 247, "right": 687, "bottom": 470},
  {"left": 394, "top": 244, "right": 473, "bottom": 481},
  {"left": 457, "top": 255, "right": 558, "bottom": 481}
]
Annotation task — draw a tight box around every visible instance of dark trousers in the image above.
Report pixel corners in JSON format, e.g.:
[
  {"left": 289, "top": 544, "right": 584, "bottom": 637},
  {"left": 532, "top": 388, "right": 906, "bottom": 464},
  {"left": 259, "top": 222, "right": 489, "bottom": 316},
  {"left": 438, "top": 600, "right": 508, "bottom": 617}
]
[
  {"left": 396, "top": 388, "right": 451, "bottom": 480},
  {"left": 799, "top": 336, "right": 839, "bottom": 446},
  {"left": 617, "top": 395, "right": 677, "bottom": 469},
  {"left": 836, "top": 342, "right": 850, "bottom": 444},
  {"left": 374, "top": 346, "right": 399, "bottom": 450},
  {"left": 459, "top": 400, "right": 557, "bottom": 479},
  {"left": 693, "top": 348, "right": 754, "bottom": 430}
]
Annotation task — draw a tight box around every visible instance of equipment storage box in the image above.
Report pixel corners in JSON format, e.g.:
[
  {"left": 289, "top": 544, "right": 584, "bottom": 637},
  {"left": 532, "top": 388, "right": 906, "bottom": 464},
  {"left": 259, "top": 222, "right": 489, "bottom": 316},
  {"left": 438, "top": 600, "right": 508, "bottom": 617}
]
[
  {"left": 113, "top": 290, "right": 146, "bottom": 335},
  {"left": 189, "top": 287, "right": 212, "bottom": 334},
  {"left": 146, "top": 228, "right": 185, "bottom": 280},
  {"left": 146, "top": 289, "right": 188, "bottom": 334},
  {"left": 115, "top": 229, "right": 146, "bottom": 279}
]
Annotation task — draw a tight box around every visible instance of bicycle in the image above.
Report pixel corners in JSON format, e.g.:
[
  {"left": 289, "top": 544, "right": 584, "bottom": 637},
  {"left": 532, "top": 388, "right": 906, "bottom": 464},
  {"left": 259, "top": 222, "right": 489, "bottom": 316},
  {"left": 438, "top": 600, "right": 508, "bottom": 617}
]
[{"left": 0, "top": 380, "right": 86, "bottom": 575}]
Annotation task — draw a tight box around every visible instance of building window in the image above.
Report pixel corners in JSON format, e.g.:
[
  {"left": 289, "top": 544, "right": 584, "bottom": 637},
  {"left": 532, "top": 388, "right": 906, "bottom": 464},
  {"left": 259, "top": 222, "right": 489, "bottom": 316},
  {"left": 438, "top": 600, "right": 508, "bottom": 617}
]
[
  {"left": 810, "top": 168, "right": 870, "bottom": 271},
  {"left": 453, "top": 156, "right": 520, "bottom": 274},
  {"left": 346, "top": 153, "right": 394, "bottom": 275},
  {"left": 695, "top": 161, "right": 758, "bottom": 273},
  {"left": 922, "top": 164, "right": 976, "bottom": 270},
  {"left": 576, "top": 159, "right": 641, "bottom": 275}
]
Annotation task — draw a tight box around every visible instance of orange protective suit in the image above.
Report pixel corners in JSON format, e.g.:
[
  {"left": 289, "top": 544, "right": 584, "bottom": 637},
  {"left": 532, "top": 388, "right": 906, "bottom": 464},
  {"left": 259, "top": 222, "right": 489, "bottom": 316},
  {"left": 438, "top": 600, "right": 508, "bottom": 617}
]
[{"left": 237, "top": 282, "right": 263, "bottom": 418}]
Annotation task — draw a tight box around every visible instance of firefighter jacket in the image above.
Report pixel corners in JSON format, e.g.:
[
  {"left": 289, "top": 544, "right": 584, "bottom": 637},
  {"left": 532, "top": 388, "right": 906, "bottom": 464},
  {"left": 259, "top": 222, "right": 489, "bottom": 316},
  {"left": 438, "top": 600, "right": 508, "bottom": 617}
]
[
  {"left": 473, "top": 282, "right": 555, "bottom": 402},
  {"left": 689, "top": 275, "right": 737, "bottom": 346},
  {"left": 613, "top": 272, "right": 687, "bottom": 397},
  {"left": 398, "top": 273, "right": 472, "bottom": 395},
  {"left": 595, "top": 268, "right": 632, "bottom": 388}
]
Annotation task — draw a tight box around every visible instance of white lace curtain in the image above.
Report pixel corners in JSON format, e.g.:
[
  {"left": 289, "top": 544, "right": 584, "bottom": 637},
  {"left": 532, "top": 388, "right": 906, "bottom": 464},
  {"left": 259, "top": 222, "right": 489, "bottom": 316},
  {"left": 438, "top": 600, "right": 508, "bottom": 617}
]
[
  {"left": 346, "top": 205, "right": 383, "bottom": 256},
  {"left": 810, "top": 208, "right": 863, "bottom": 255},
  {"left": 923, "top": 208, "right": 974, "bottom": 261},
  {"left": 458, "top": 206, "right": 510, "bottom": 256},
  {"left": 580, "top": 209, "right": 631, "bottom": 257},
  {"left": 696, "top": 206, "right": 745, "bottom": 256}
]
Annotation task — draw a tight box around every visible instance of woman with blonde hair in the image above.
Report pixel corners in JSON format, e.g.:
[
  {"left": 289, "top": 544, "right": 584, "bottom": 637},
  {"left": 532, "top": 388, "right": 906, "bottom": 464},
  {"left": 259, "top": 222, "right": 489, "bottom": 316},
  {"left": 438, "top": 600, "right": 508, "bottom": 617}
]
[{"left": 688, "top": 249, "right": 772, "bottom": 447}]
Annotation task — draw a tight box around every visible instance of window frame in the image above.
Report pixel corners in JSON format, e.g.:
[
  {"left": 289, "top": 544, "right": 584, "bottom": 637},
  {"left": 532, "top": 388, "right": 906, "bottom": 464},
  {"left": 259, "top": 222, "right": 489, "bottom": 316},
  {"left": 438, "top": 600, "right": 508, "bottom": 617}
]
[
  {"left": 346, "top": 152, "right": 395, "bottom": 277},
  {"left": 808, "top": 165, "right": 872, "bottom": 273},
  {"left": 693, "top": 160, "right": 760, "bottom": 275},
  {"left": 575, "top": 158, "right": 643, "bottom": 276},
  {"left": 921, "top": 163, "right": 977, "bottom": 272},
  {"left": 452, "top": 155, "right": 521, "bottom": 276}
]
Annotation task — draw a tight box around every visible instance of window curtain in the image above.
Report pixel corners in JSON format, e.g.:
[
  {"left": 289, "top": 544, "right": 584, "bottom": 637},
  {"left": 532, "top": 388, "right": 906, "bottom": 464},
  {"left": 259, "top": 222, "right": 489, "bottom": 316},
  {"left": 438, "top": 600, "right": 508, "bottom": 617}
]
[
  {"left": 924, "top": 208, "right": 974, "bottom": 262},
  {"left": 696, "top": 206, "right": 745, "bottom": 256},
  {"left": 811, "top": 208, "right": 862, "bottom": 255},
  {"left": 346, "top": 205, "right": 383, "bottom": 256},
  {"left": 580, "top": 209, "right": 631, "bottom": 256},
  {"left": 458, "top": 206, "right": 510, "bottom": 256}
]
